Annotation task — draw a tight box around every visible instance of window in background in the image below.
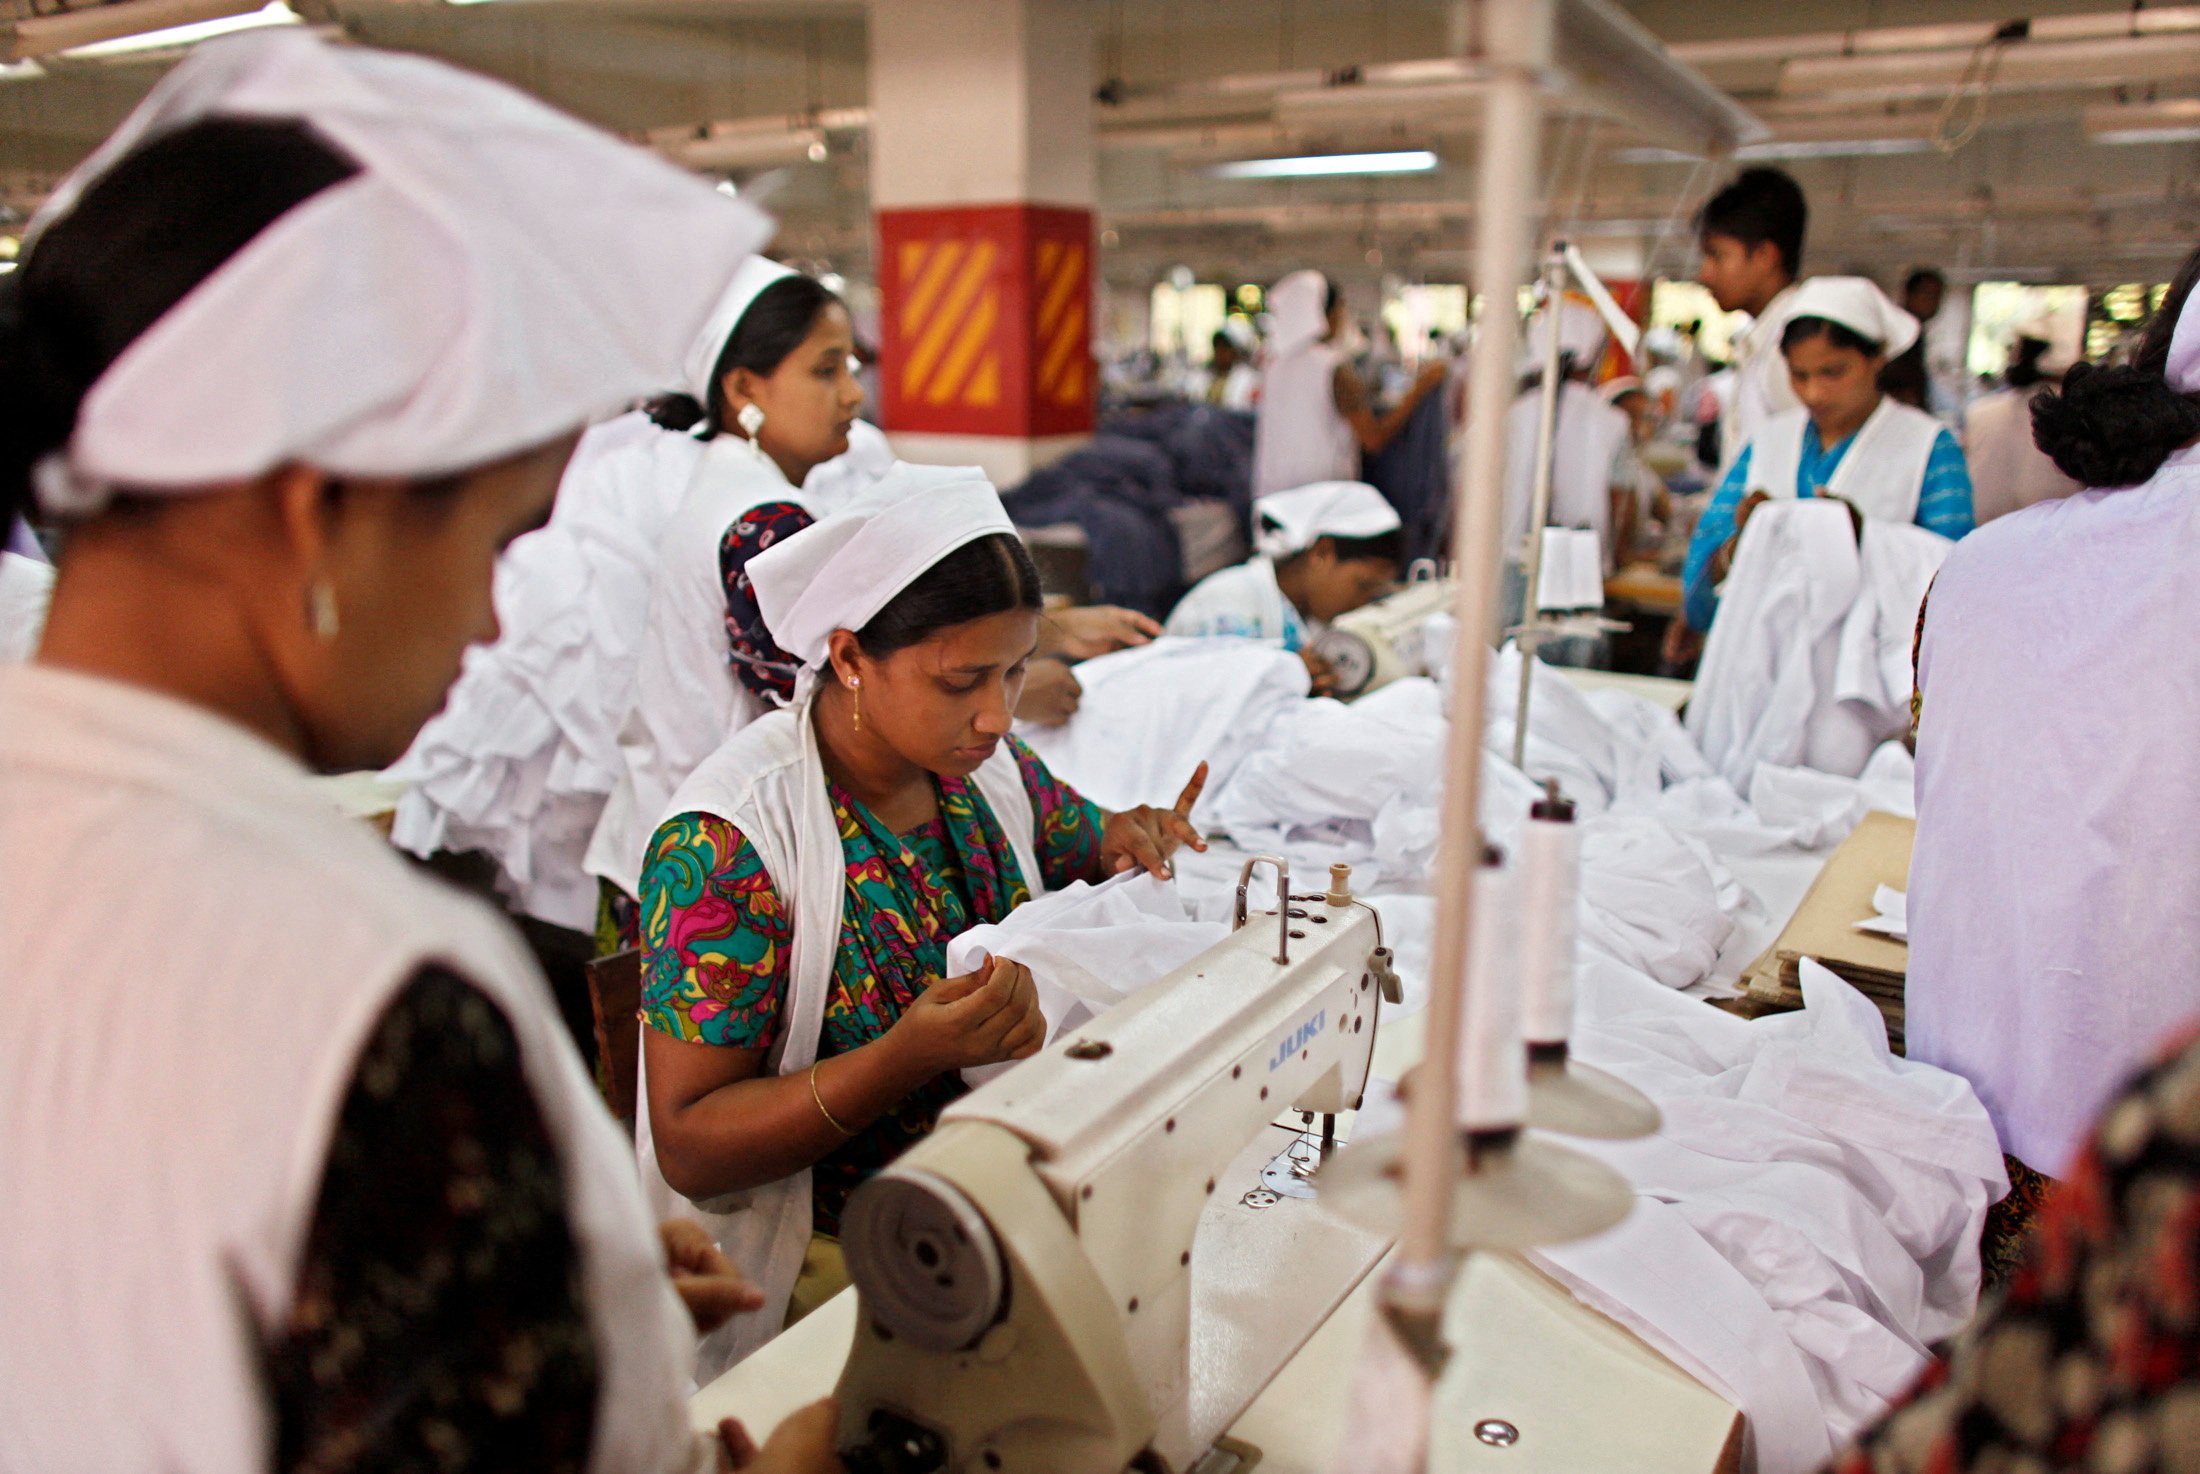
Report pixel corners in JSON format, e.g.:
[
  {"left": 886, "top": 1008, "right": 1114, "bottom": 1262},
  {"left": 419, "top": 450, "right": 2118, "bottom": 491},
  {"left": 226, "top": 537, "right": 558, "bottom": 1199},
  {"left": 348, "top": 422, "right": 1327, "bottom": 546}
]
[
  {"left": 1149, "top": 281, "right": 1228, "bottom": 362},
  {"left": 1649, "top": 279, "right": 1744, "bottom": 363},
  {"left": 1382, "top": 284, "right": 1469, "bottom": 363}
]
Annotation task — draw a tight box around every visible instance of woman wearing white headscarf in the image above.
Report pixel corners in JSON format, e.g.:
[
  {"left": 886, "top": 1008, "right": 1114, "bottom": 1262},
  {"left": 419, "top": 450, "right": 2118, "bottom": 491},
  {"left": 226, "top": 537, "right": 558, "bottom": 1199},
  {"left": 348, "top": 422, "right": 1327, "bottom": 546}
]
[
  {"left": 1251, "top": 269, "right": 1446, "bottom": 498},
  {"left": 584, "top": 259, "right": 868, "bottom": 930},
  {"left": 1679, "top": 276, "right": 1975, "bottom": 637},
  {"left": 1164, "top": 479, "right": 1404, "bottom": 692},
  {"left": 0, "top": 33, "right": 835, "bottom": 1474},
  {"left": 635, "top": 467, "right": 1207, "bottom": 1375},
  {"left": 1908, "top": 245, "right": 2200, "bottom": 1280}
]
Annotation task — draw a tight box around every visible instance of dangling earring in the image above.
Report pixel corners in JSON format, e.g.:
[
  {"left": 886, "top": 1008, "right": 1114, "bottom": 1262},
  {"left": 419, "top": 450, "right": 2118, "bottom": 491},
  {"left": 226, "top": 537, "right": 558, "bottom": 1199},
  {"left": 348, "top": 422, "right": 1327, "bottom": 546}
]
[
  {"left": 306, "top": 578, "right": 340, "bottom": 643},
  {"left": 736, "top": 402, "right": 767, "bottom": 439},
  {"left": 848, "top": 675, "right": 862, "bottom": 731}
]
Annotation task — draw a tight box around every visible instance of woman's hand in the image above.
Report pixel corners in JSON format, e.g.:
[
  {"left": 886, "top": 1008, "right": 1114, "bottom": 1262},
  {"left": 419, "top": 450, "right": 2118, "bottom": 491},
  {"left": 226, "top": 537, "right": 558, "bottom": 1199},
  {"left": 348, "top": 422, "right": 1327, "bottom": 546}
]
[
  {"left": 1299, "top": 645, "right": 1338, "bottom": 697},
  {"left": 885, "top": 955, "right": 1046, "bottom": 1078},
  {"left": 1101, "top": 763, "right": 1210, "bottom": 879},
  {"left": 660, "top": 1217, "right": 765, "bottom": 1334},
  {"left": 717, "top": 1400, "right": 843, "bottom": 1473},
  {"left": 1709, "top": 490, "right": 1770, "bottom": 584},
  {"left": 1042, "top": 604, "right": 1162, "bottom": 661},
  {"left": 1013, "top": 658, "right": 1082, "bottom": 727}
]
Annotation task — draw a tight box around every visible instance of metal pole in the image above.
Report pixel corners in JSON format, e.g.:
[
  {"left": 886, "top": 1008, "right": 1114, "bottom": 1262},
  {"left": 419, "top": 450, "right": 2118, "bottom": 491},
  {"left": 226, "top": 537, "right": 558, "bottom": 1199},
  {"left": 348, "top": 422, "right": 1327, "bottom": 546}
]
[
  {"left": 1388, "top": 0, "right": 1547, "bottom": 1319},
  {"left": 1510, "top": 246, "right": 1568, "bottom": 769}
]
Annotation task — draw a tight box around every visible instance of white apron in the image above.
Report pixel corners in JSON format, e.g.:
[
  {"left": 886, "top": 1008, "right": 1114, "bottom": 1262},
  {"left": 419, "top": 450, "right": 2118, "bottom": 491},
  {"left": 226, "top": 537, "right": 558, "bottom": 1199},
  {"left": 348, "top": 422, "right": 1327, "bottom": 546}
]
[
  {"left": 637, "top": 700, "right": 1043, "bottom": 1379},
  {"left": 0, "top": 550, "right": 55, "bottom": 663},
  {"left": 1910, "top": 452, "right": 2200, "bottom": 1175},
  {"left": 587, "top": 436, "right": 797, "bottom": 899},
  {"left": 1746, "top": 398, "right": 1943, "bottom": 525},
  {"left": 1719, "top": 282, "right": 1802, "bottom": 476},
  {"left": 0, "top": 664, "right": 706, "bottom": 1474},
  {"left": 1500, "top": 381, "right": 1632, "bottom": 557},
  {"left": 1252, "top": 340, "right": 1357, "bottom": 497}
]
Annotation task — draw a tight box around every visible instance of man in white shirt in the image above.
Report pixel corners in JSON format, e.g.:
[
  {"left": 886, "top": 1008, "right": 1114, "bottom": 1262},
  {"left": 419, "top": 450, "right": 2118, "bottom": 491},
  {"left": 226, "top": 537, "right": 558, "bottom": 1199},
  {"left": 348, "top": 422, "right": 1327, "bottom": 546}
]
[{"left": 1696, "top": 167, "right": 1810, "bottom": 476}]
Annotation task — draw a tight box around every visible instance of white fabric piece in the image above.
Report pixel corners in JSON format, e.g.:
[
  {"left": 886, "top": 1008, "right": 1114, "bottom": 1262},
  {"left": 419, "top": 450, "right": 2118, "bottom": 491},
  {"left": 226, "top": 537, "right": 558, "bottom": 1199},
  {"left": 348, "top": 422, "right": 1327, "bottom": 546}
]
[
  {"left": 1832, "top": 519, "right": 1950, "bottom": 716},
  {"left": 1573, "top": 816, "right": 1739, "bottom": 992},
  {"left": 1534, "top": 527, "right": 1605, "bottom": 610},
  {"left": 585, "top": 435, "right": 794, "bottom": 898},
  {"left": 750, "top": 464, "right": 1009, "bottom": 686},
  {"left": 946, "top": 872, "right": 1224, "bottom": 1086},
  {"left": 680, "top": 256, "right": 797, "bottom": 403},
  {"left": 1014, "top": 637, "right": 1309, "bottom": 822},
  {"left": 1857, "top": 885, "right": 1907, "bottom": 941},
  {"left": 1720, "top": 281, "right": 1803, "bottom": 477},
  {"left": 0, "top": 550, "right": 55, "bottom": 663},
  {"left": 1746, "top": 400, "right": 1944, "bottom": 526},
  {"left": 31, "top": 32, "right": 770, "bottom": 510},
  {"left": 1253, "top": 272, "right": 1357, "bottom": 498},
  {"left": 1251, "top": 480, "right": 1399, "bottom": 558},
  {"left": 1745, "top": 746, "right": 1915, "bottom": 850},
  {"left": 640, "top": 700, "right": 1044, "bottom": 1377},
  {"left": 800, "top": 418, "right": 896, "bottom": 516},
  {"left": 1910, "top": 455, "right": 2200, "bottom": 1174},
  {"left": 1501, "top": 382, "right": 1631, "bottom": 556},
  {"left": 1963, "top": 388, "right": 2079, "bottom": 524},
  {"left": 1530, "top": 956, "right": 2003, "bottom": 1474},
  {"left": 388, "top": 412, "right": 705, "bottom": 927},
  {"left": 0, "top": 664, "right": 709, "bottom": 1474},
  {"left": 1687, "top": 499, "right": 1862, "bottom": 793},
  {"left": 1783, "top": 276, "right": 1921, "bottom": 359}
]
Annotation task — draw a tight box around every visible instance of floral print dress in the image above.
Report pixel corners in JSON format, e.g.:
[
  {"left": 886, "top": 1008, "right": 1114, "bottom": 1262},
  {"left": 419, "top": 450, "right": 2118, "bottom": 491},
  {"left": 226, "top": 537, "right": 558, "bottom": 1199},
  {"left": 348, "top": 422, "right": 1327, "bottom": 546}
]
[{"left": 639, "top": 736, "right": 1103, "bottom": 1234}]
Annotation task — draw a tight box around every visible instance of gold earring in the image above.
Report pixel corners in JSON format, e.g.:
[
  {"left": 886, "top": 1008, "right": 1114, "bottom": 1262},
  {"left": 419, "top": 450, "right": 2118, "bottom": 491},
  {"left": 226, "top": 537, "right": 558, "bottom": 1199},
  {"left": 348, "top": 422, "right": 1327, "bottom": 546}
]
[
  {"left": 306, "top": 579, "right": 340, "bottom": 643},
  {"left": 849, "top": 676, "right": 862, "bottom": 731}
]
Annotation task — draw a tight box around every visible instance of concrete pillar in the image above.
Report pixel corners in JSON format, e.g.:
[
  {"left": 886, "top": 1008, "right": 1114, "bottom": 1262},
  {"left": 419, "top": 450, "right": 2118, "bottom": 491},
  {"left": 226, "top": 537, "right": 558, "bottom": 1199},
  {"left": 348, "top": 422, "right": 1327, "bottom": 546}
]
[{"left": 868, "top": 0, "right": 1096, "bottom": 488}]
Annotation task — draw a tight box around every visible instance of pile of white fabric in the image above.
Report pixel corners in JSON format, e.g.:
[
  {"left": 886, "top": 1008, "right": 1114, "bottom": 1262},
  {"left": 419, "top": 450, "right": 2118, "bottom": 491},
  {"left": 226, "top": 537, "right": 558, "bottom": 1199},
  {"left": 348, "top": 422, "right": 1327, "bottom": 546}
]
[
  {"left": 1687, "top": 499, "right": 1949, "bottom": 795},
  {"left": 1015, "top": 631, "right": 2001, "bottom": 1473},
  {"left": 387, "top": 412, "right": 703, "bottom": 929}
]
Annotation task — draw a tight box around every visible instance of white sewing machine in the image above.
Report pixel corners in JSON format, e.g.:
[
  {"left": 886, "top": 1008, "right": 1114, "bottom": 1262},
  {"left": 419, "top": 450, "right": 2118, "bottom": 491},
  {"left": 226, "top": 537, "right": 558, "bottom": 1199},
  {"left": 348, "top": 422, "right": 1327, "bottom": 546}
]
[
  {"left": 830, "top": 859, "right": 1398, "bottom": 1474},
  {"left": 1313, "top": 570, "right": 1455, "bottom": 700}
]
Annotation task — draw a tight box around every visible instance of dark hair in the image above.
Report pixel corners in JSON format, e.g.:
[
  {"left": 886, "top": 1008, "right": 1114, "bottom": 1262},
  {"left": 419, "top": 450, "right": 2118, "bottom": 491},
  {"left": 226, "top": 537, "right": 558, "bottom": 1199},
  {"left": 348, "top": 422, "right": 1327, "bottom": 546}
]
[
  {"left": 1780, "top": 314, "right": 1882, "bottom": 359},
  {"left": 1904, "top": 268, "right": 1946, "bottom": 296},
  {"left": 647, "top": 273, "right": 843, "bottom": 436},
  {"left": 855, "top": 532, "right": 1043, "bottom": 659},
  {"left": 2004, "top": 335, "right": 2053, "bottom": 390},
  {"left": 1210, "top": 329, "right": 1238, "bottom": 356},
  {"left": 1271, "top": 526, "right": 1405, "bottom": 568},
  {"left": 1696, "top": 167, "right": 1808, "bottom": 278},
  {"left": 1324, "top": 281, "right": 1343, "bottom": 317},
  {"left": 0, "top": 119, "right": 359, "bottom": 532},
  {"left": 2032, "top": 245, "right": 2200, "bottom": 487}
]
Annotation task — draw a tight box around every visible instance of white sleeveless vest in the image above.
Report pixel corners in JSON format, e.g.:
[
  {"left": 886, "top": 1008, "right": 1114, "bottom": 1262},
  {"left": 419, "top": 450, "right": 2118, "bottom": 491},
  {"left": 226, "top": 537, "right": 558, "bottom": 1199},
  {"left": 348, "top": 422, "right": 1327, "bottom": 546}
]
[
  {"left": 1746, "top": 398, "right": 1943, "bottom": 525},
  {"left": 587, "top": 436, "right": 795, "bottom": 899},
  {"left": 1252, "top": 341, "right": 1357, "bottom": 498},
  {"left": 636, "top": 699, "right": 1041, "bottom": 1379},
  {"left": 0, "top": 665, "right": 706, "bottom": 1474}
]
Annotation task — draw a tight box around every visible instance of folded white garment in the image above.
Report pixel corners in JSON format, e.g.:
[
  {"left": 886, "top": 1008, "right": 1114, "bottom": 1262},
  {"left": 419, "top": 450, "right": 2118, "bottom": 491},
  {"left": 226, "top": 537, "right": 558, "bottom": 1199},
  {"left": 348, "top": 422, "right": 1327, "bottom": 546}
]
[
  {"left": 945, "top": 872, "right": 1225, "bottom": 1086},
  {"left": 1015, "top": 637, "right": 1310, "bottom": 823}
]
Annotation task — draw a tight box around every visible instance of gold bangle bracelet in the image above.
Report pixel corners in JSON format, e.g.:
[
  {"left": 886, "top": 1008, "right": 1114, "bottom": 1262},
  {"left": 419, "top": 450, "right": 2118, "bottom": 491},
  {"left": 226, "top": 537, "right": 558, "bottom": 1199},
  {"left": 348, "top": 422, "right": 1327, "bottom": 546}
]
[{"left": 809, "top": 1060, "right": 854, "bottom": 1137}]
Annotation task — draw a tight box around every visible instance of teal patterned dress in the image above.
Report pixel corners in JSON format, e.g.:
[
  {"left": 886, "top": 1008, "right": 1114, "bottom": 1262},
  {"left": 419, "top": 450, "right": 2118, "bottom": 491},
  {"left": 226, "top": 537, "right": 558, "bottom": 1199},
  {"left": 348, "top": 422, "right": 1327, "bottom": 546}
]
[{"left": 639, "top": 735, "right": 1102, "bottom": 1233}]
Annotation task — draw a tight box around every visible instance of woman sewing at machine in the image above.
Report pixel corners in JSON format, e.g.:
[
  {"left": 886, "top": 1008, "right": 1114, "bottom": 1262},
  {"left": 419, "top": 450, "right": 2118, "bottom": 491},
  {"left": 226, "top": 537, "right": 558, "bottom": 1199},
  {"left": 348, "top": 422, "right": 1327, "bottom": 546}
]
[
  {"left": 1164, "top": 480, "right": 1405, "bottom": 695},
  {"left": 638, "top": 467, "right": 1207, "bottom": 1377},
  {"left": 1678, "top": 276, "right": 1975, "bottom": 637},
  {"left": 0, "top": 34, "right": 838, "bottom": 1474}
]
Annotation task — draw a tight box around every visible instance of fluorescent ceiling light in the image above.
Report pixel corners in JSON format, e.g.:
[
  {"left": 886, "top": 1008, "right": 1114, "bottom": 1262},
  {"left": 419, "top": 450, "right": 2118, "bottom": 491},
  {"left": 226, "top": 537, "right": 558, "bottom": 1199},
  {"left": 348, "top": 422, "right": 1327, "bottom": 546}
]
[
  {"left": 2086, "top": 99, "right": 2200, "bottom": 145},
  {"left": 1617, "top": 137, "right": 1933, "bottom": 165},
  {"left": 1211, "top": 150, "right": 1437, "bottom": 179},
  {"left": 55, "top": 0, "right": 297, "bottom": 59}
]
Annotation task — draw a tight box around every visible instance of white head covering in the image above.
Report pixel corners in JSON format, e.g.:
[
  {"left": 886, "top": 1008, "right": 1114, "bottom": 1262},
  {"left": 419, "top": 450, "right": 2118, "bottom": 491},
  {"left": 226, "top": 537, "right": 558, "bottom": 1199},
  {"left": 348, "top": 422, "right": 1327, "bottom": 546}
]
[
  {"left": 1252, "top": 480, "right": 1401, "bottom": 559},
  {"left": 1521, "top": 300, "right": 1609, "bottom": 375},
  {"left": 1267, "top": 270, "right": 1332, "bottom": 357},
  {"left": 750, "top": 462, "right": 1016, "bottom": 693},
  {"left": 1783, "top": 277, "right": 1920, "bottom": 360},
  {"left": 679, "top": 255, "right": 800, "bottom": 405},
  {"left": 26, "top": 31, "right": 772, "bottom": 514}
]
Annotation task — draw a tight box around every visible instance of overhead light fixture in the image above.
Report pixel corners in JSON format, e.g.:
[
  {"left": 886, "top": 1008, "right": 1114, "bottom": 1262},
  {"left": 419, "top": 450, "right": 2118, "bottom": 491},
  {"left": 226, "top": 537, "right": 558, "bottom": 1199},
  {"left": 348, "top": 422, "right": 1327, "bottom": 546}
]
[
  {"left": 30, "top": 0, "right": 298, "bottom": 60},
  {"left": 1210, "top": 150, "right": 1438, "bottom": 180},
  {"left": 1618, "top": 136, "right": 1934, "bottom": 164},
  {"left": 2086, "top": 99, "right": 2200, "bottom": 145}
]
